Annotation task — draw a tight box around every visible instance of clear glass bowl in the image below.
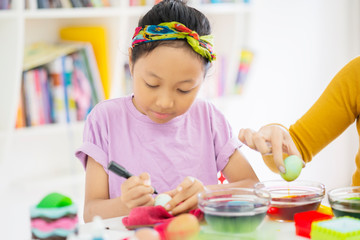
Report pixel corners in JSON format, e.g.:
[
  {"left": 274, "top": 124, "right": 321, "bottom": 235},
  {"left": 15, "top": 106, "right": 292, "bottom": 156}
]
[
  {"left": 254, "top": 180, "right": 325, "bottom": 221},
  {"left": 328, "top": 186, "right": 360, "bottom": 219},
  {"left": 198, "top": 188, "right": 270, "bottom": 233}
]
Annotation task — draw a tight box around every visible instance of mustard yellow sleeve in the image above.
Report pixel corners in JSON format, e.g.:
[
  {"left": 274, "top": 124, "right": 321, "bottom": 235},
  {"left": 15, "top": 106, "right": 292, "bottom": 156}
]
[{"left": 289, "top": 56, "right": 360, "bottom": 163}]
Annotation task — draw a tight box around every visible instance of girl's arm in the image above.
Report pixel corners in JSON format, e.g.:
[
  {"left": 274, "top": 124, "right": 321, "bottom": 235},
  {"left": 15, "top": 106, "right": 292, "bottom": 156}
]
[
  {"left": 84, "top": 157, "right": 154, "bottom": 222},
  {"left": 84, "top": 157, "right": 130, "bottom": 222},
  {"left": 208, "top": 149, "right": 259, "bottom": 190}
]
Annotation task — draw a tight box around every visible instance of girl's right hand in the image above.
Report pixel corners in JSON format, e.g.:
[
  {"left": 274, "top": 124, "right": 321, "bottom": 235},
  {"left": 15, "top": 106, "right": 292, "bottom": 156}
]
[
  {"left": 120, "top": 172, "right": 155, "bottom": 210},
  {"left": 238, "top": 124, "right": 301, "bottom": 173}
]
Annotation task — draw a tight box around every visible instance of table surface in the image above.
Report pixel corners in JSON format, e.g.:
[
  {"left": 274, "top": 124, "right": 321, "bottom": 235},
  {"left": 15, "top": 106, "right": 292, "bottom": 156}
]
[{"left": 80, "top": 216, "right": 308, "bottom": 240}]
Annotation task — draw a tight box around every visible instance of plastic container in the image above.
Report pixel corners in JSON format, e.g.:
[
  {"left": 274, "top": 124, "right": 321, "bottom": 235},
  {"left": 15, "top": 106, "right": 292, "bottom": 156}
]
[
  {"left": 198, "top": 188, "right": 270, "bottom": 233},
  {"left": 294, "top": 210, "right": 333, "bottom": 238},
  {"left": 328, "top": 186, "right": 360, "bottom": 219},
  {"left": 254, "top": 180, "right": 325, "bottom": 221},
  {"left": 311, "top": 216, "right": 360, "bottom": 240}
]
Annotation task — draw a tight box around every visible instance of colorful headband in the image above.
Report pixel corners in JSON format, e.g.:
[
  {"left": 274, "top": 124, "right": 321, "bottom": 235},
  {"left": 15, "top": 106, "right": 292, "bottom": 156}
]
[{"left": 132, "top": 21, "right": 216, "bottom": 62}]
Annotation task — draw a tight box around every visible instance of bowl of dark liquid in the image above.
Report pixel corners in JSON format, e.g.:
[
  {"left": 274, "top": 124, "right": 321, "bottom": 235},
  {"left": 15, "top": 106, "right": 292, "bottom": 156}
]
[
  {"left": 254, "top": 180, "right": 325, "bottom": 222},
  {"left": 198, "top": 188, "right": 270, "bottom": 233},
  {"left": 328, "top": 186, "right": 360, "bottom": 219}
]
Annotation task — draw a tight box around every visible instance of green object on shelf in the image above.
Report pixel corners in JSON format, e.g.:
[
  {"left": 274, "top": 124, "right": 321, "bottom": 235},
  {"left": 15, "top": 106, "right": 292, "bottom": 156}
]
[
  {"left": 311, "top": 216, "right": 360, "bottom": 240},
  {"left": 36, "top": 192, "right": 72, "bottom": 208},
  {"left": 346, "top": 197, "right": 360, "bottom": 201}
]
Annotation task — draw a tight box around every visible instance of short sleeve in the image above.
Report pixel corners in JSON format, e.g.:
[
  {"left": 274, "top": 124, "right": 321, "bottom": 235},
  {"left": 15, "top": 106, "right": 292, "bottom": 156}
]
[
  {"left": 75, "top": 107, "right": 109, "bottom": 173},
  {"left": 208, "top": 103, "right": 242, "bottom": 171}
]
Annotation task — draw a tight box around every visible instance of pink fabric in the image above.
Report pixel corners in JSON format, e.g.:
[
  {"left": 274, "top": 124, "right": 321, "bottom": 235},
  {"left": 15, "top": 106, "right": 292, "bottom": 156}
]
[
  {"left": 122, "top": 206, "right": 204, "bottom": 230},
  {"left": 122, "top": 206, "right": 174, "bottom": 229}
]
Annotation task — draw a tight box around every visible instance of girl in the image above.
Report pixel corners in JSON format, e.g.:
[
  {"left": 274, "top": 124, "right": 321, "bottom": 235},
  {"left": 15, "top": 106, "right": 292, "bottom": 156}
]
[{"left": 76, "top": 0, "right": 258, "bottom": 222}]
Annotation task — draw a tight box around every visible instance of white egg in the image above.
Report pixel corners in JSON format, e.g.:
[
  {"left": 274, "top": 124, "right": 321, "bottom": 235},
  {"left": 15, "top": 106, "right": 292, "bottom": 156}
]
[{"left": 154, "top": 193, "right": 172, "bottom": 207}]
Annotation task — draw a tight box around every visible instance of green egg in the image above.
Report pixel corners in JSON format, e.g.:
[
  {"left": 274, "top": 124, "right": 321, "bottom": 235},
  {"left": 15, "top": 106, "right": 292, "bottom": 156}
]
[{"left": 280, "top": 155, "right": 303, "bottom": 182}]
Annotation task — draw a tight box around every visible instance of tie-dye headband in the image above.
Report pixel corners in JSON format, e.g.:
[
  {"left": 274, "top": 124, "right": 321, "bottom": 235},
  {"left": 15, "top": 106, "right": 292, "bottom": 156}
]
[{"left": 132, "top": 21, "right": 216, "bottom": 62}]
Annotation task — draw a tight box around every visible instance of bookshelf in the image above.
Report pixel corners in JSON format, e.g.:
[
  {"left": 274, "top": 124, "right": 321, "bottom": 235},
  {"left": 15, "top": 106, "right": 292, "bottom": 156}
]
[{"left": 0, "top": 0, "right": 252, "bottom": 180}]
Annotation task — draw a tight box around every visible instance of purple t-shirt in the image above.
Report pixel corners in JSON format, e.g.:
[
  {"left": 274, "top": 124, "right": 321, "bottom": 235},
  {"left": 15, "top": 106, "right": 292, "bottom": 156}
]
[{"left": 75, "top": 95, "right": 241, "bottom": 198}]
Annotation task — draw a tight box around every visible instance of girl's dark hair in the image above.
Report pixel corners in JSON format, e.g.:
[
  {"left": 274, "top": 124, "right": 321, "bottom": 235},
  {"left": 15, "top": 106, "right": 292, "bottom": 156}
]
[{"left": 131, "top": 0, "right": 211, "bottom": 65}]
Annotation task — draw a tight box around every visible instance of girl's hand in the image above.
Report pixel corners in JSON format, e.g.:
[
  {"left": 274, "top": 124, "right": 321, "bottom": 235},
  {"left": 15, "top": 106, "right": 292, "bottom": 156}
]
[
  {"left": 120, "top": 172, "right": 155, "bottom": 210},
  {"left": 164, "top": 176, "right": 205, "bottom": 216},
  {"left": 238, "top": 125, "right": 301, "bottom": 173}
]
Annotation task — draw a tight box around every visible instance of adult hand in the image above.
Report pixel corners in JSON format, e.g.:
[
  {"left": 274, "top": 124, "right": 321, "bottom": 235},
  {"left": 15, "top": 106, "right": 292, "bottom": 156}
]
[
  {"left": 164, "top": 176, "right": 205, "bottom": 216},
  {"left": 120, "top": 172, "right": 155, "bottom": 210},
  {"left": 238, "top": 124, "right": 302, "bottom": 173}
]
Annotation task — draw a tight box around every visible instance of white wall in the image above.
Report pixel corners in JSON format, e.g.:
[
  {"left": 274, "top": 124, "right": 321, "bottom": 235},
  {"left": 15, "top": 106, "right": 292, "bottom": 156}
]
[{"left": 213, "top": 0, "right": 359, "bottom": 193}]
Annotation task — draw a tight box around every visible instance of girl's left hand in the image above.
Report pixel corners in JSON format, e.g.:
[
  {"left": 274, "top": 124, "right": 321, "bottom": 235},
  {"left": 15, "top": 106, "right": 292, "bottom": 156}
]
[{"left": 164, "top": 176, "right": 205, "bottom": 216}]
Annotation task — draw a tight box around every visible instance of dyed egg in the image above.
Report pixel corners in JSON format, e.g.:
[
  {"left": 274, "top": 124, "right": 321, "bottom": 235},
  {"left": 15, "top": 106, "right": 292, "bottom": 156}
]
[
  {"left": 166, "top": 214, "right": 200, "bottom": 240},
  {"left": 280, "top": 155, "right": 303, "bottom": 181},
  {"left": 134, "top": 228, "right": 160, "bottom": 240},
  {"left": 154, "top": 193, "right": 172, "bottom": 207}
]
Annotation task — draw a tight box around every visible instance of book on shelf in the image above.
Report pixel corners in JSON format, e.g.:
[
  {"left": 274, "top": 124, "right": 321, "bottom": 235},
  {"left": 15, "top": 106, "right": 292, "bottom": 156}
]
[
  {"left": 234, "top": 48, "right": 253, "bottom": 94},
  {"left": 32, "top": 0, "right": 110, "bottom": 9},
  {"left": 199, "top": 0, "right": 250, "bottom": 3},
  {"left": 60, "top": 26, "right": 110, "bottom": 99},
  {"left": 15, "top": 42, "right": 104, "bottom": 128},
  {"left": 0, "top": 0, "right": 11, "bottom": 9},
  {"left": 200, "top": 49, "right": 253, "bottom": 99},
  {"left": 129, "top": 0, "right": 155, "bottom": 6},
  {"left": 201, "top": 55, "right": 227, "bottom": 98},
  {"left": 123, "top": 62, "right": 133, "bottom": 95}
]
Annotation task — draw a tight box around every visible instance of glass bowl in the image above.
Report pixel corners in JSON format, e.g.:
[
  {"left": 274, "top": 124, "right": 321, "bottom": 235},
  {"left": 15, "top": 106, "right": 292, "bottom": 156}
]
[
  {"left": 328, "top": 186, "right": 360, "bottom": 219},
  {"left": 198, "top": 188, "right": 270, "bottom": 233},
  {"left": 254, "top": 180, "right": 325, "bottom": 222}
]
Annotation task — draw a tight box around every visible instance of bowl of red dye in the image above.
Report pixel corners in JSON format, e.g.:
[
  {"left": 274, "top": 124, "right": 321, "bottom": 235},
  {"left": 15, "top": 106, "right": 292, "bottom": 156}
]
[
  {"left": 198, "top": 188, "right": 271, "bottom": 233},
  {"left": 254, "top": 180, "right": 325, "bottom": 221},
  {"left": 328, "top": 186, "right": 360, "bottom": 219}
]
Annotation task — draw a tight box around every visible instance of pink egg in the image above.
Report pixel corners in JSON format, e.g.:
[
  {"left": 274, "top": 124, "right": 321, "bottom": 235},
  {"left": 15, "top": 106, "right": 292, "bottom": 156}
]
[{"left": 134, "top": 228, "right": 160, "bottom": 240}]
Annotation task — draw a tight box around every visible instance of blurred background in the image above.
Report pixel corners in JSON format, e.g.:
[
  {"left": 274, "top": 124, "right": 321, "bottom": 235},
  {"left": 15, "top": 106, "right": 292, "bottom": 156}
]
[{"left": 0, "top": 0, "right": 359, "bottom": 238}]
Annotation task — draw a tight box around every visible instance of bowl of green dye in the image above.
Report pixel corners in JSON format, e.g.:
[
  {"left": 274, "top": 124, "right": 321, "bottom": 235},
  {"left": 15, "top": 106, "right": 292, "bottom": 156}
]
[
  {"left": 198, "top": 188, "right": 270, "bottom": 233},
  {"left": 328, "top": 186, "right": 360, "bottom": 219}
]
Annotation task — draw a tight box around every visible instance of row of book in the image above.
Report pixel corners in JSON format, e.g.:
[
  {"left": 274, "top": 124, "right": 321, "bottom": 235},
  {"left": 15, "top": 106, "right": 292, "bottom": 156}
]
[
  {"left": 200, "top": 49, "right": 254, "bottom": 98},
  {"left": 34, "top": 0, "right": 110, "bottom": 9},
  {"left": 200, "top": 0, "right": 250, "bottom": 3},
  {"left": 16, "top": 42, "right": 104, "bottom": 128},
  {"left": 0, "top": 0, "right": 10, "bottom": 9},
  {"left": 129, "top": 0, "right": 250, "bottom": 6}
]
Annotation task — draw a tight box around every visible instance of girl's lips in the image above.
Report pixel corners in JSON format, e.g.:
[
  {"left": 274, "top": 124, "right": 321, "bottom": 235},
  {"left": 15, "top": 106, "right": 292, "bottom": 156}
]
[{"left": 153, "top": 111, "right": 172, "bottom": 119}]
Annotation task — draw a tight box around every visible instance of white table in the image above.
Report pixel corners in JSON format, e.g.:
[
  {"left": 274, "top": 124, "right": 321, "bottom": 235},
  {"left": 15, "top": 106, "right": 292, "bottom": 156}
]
[{"left": 79, "top": 216, "right": 308, "bottom": 240}]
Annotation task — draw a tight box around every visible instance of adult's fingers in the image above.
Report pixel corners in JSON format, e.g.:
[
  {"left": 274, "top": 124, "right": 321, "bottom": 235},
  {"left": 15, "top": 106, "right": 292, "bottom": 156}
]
[
  {"left": 270, "top": 129, "right": 286, "bottom": 173},
  {"left": 253, "top": 132, "right": 272, "bottom": 154},
  {"left": 239, "top": 128, "right": 256, "bottom": 149}
]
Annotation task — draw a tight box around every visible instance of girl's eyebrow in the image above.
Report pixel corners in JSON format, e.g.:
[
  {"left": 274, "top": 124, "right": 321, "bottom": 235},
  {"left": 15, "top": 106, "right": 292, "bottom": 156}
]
[{"left": 146, "top": 71, "right": 194, "bottom": 83}]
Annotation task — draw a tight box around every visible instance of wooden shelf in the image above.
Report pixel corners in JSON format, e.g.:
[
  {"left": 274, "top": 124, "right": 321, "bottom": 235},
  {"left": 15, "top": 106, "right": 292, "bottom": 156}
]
[
  {"left": 0, "top": 10, "right": 17, "bottom": 19},
  {"left": 13, "top": 121, "right": 85, "bottom": 136},
  {"left": 23, "top": 7, "right": 122, "bottom": 19},
  {"left": 192, "top": 3, "right": 252, "bottom": 14}
]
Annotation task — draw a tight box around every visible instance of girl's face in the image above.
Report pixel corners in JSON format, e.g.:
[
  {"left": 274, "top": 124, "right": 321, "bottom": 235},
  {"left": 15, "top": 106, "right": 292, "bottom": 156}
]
[{"left": 130, "top": 45, "right": 205, "bottom": 124}]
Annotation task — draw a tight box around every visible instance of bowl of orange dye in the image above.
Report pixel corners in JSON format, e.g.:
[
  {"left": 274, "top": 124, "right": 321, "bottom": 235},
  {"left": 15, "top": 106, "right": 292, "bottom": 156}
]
[{"left": 254, "top": 180, "right": 325, "bottom": 221}]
